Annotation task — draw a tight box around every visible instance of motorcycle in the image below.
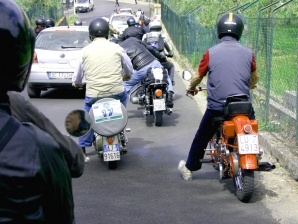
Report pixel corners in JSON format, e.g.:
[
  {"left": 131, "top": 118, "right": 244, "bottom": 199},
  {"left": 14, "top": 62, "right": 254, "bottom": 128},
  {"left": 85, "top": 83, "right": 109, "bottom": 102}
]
[
  {"left": 182, "top": 70, "right": 275, "bottom": 202},
  {"left": 129, "top": 67, "right": 172, "bottom": 126},
  {"left": 89, "top": 96, "right": 130, "bottom": 169}
]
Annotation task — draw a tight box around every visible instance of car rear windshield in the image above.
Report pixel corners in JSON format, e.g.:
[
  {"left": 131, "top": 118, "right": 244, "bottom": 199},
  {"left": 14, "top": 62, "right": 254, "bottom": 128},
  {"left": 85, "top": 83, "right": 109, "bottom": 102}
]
[
  {"left": 111, "top": 15, "right": 134, "bottom": 26},
  {"left": 35, "top": 31, "right": 91, "bottom": 50}
]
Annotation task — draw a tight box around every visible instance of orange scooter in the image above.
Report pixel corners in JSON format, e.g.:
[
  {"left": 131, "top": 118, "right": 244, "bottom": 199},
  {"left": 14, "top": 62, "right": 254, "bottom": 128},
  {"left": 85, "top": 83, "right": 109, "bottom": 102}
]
[{"left": 182, "top": 71, "right": 275, "bottom": 203}]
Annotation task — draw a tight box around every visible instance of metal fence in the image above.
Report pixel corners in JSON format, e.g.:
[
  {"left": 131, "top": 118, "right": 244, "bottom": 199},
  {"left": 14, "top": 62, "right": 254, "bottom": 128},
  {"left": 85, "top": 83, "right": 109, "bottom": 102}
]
[
  {"left": 161, "top": 1, "right": 298, "bottom": 151},
  {"left": 25, "top": 5, "right": 64, "bottom": 27}
]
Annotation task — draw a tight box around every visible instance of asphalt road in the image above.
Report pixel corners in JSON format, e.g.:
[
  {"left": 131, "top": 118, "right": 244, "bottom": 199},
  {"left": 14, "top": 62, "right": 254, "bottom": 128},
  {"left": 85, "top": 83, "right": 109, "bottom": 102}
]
[{"left": 21, "top": 0, "right": 279, "bottom": 223}]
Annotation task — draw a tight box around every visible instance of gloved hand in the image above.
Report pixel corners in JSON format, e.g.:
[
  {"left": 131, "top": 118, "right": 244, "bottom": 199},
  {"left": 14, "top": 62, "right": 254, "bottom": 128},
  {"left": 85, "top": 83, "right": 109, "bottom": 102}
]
[
  {"left": 72, "top": 82, "right": 84, "bottom": 88},
  {"left": 122, "top": 74, "right": 131, "bottom": 81},
  {"left": 160, "top": 55, "right": 167, "bottom": 63}
]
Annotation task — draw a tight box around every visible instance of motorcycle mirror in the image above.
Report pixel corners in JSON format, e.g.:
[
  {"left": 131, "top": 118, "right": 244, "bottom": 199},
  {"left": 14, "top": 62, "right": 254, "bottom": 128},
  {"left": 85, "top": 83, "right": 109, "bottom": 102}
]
[
  {"left": 182, "top": 70, "right": 192, "bottom": 81},
  {"left": 65, "top": 109, "right": 92, "bottom": 137}
]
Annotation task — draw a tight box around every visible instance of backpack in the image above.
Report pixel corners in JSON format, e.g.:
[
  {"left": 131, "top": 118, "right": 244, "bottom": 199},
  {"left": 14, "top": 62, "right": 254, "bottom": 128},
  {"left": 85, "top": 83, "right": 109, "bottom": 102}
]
[
  {"left": 145, "top": 32, "right": 164, "bottom": 52},
  {"left": 143, "top": 67, "right": 168, "bottom": 86}
]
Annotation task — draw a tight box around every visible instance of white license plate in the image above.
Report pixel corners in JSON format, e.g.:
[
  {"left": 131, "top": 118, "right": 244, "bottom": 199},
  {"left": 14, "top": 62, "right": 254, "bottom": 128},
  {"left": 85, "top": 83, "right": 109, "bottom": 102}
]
[
  {"left": 153, "top": 98, "right": 165, "bottom": 111},
  {"left": 48, "top": 72, "right": 73, "bottom": 79},
  {"left": 238, "top": 134, "right": 259, "bottom": 154},
  {"left": 103, "top": 144, "right": 120, "bottom": 161}
]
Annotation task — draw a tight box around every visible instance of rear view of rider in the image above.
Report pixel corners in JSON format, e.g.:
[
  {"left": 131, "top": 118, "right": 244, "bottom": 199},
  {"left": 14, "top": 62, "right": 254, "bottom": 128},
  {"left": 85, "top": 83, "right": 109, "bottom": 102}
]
[
  {"left": 178, "top": 13, "right": 258, "bottom": 181},
  {"left": 34, "top": 17, "right": 45, "bottom": 36},
  {"left": 0, "top": 1, "right": 78, "bottom": 223},
  {"left": 121, "top": 17, "right": 145, "bottom": 41},
  {"left": 72, "top": 18, "right": 133, "bottom": 160},
  {"left": 119, "top": 36, "right": 175, "bottom": 108},
  {"left": 143, "top": 20, "right": 175, "bottom": 85}
]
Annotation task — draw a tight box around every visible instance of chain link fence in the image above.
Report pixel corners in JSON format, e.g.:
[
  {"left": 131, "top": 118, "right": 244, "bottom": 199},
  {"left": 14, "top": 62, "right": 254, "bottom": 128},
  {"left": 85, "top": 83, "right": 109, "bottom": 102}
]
[
  {"left": 25, "top": 5, "right": 64, "bottom": 27},
  {"left": 161, "top": 1, "right": 298, "bottom": 152}
]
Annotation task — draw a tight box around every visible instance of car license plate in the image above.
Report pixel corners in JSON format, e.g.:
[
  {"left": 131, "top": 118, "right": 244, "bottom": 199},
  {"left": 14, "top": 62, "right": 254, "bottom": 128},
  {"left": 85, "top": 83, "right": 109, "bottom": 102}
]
[
  {"left": 48, "top": 72, "right": 73, "bottom": 79},
  {"left": 103, "top": 144, "right": 120, "bottom": 161},
  {"left": 237, "top": 134, "right": 259, "bottom": 154},
  {"left": 153, "top": 98, "right": 165, "bottom": 111}
]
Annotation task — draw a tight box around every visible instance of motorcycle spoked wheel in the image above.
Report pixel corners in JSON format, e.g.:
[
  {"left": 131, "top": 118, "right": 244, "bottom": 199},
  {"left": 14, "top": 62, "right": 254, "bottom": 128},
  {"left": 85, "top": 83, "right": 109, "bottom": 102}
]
[
  {"left": 154, "top": 111, "right": 163, "bottom": 126},
  {"left": 233, "top": 167, "right": 254, "bottom": 202}
]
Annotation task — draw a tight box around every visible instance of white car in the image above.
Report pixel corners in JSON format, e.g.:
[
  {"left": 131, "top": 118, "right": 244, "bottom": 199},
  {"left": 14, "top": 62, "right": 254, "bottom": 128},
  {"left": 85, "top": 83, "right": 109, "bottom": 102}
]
[
  {"left": 117, "top": 8, "right": 134, "bottom": 15},
  {"left": 109, "top": 13, "right": 135, "bottom": 35},
  {"left": 27, "top": 26, "right": 91, "bottom": 98}
]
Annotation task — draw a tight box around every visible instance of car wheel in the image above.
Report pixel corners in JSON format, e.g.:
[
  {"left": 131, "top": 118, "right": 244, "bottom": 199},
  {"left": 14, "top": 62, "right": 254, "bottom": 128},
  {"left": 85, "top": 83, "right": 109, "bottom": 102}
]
[{"left": 27, "top": 86, "right": 41, "bottom": 98}]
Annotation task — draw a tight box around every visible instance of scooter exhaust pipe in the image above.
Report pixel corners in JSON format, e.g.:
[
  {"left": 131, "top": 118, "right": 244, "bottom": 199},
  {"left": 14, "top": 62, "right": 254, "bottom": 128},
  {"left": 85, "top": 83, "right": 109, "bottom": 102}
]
[{"left": 257, "top": 162, "right": 276, "bottom": 171}]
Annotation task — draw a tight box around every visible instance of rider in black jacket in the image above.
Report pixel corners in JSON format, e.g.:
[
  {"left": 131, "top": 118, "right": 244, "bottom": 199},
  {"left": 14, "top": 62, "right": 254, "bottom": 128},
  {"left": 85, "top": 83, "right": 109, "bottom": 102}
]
[
  {"left": 120, "top": 37, "right": 174, "bottom": 107},
  {"left": 0, "top": 1, "right": 79, "bottom": 223},
  {"left": 121, "top": 17, "right": 145, "bottom": 41}
]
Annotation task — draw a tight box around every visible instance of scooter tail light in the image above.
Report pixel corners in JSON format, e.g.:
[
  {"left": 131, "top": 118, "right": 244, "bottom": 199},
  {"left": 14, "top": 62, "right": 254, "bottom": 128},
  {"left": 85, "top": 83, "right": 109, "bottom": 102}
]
[
  {"left": 155, "top": 89, "right": 162, "bottom": 97},
  {"left": 107, "top": 137, "right": 114, "bottom": 144},
  {"left": 33, "top": 52, "right": 38, "bottom": 63},
  {"left": 243, "top": 124, "right": 252, "bottom": 134}
]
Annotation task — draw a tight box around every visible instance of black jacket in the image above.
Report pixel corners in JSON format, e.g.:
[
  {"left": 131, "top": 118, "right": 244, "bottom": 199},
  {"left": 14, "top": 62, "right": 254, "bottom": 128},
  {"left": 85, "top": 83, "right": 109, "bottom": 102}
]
[
  {"left": 120, "top": 37, "right": 166, "bottom": 71},
  {"left": 0, "top": 108, "right": 74, "bottom": 223},
  {"left": 121, "top": 26, "right": 145, "bottom": 41}
]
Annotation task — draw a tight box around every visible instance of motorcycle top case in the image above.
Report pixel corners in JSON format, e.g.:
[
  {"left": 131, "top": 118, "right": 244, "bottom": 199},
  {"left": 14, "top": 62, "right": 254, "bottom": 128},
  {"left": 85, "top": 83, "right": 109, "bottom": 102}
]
[{"left": 89, "top": 98, "right": 128, "bottom": 137}]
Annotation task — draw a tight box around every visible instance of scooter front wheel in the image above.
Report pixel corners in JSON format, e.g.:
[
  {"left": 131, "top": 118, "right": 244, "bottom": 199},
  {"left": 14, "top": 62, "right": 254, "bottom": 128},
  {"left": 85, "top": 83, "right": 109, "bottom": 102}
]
[{"left": 233, "top": 167, "right": 254, "bottom": 202}]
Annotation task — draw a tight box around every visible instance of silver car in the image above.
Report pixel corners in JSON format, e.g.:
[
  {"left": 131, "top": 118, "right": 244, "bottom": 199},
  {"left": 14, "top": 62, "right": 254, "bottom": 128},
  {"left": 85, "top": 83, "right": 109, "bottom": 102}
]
[
  {"left": 27, "top": 26, "right": 91, "bottom": 98},
  {"left": 109, "top": 13, "right": 135, "bottom": 36}
]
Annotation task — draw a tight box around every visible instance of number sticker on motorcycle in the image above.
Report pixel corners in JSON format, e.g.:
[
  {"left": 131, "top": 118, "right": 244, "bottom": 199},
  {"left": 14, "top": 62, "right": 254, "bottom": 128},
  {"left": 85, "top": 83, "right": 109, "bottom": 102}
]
[
  {"left": 237, "top": 134, "right": 260, "bottom": 154},
  {"left": 103, "top": 144, "right": 120, "bottom": 161},
  {"left": 153, "top": 99, "right": 165, "bottom": 111},
  {"left": 92, "top": 100, "right": 123, "bottom": 123}
]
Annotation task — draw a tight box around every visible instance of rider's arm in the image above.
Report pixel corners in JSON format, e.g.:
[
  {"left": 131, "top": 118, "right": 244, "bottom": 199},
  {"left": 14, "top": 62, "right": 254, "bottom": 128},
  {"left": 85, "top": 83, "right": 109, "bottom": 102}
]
[
  {"left": 72, "top": 58, "right": 84, "bottom": 85},
  {"left": 164, "top": 40, "right": 174, "bottom": 57},
  {"left": 121, "top": 48, "right": 133, "bottom": 77},
  {"left": 250, "top": 54, "right": 258, "bottom": 89},
  {"left": 142, "top": 41, "right": 167, "bottom": 62}
]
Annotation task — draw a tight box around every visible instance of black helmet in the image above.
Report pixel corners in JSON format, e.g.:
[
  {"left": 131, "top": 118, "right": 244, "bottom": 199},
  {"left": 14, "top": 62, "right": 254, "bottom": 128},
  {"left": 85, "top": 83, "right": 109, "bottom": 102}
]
[
  {"left": 0, "top": 0, "right": 35, "bottom": 92},
  {"left": 35, "top": 17, "right": 45, "bottom": 27},
  {"left": 89, "top": 18, "right": 109, "bottom": 39},
  {"left": 217, "top": 13, "right": 244, "bottom": 40},
  {"left": 74, "top": 20, "right": 83, "bottom": 26},
  {"left": 138, "top": 8, "right": 141, "bottom": 11},
  {"left": 45, "top": 18, "right": 55, "bottom": 28},
  {"left": 127, "top": 17, "right": 136, "bottom": 27}
]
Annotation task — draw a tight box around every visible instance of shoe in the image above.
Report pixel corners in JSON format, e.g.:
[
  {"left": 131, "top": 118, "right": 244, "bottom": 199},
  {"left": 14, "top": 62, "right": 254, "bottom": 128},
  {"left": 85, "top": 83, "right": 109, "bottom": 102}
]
[
  {"left": 166, "top": 91, "right": 174, "bottom": 108},
  {"left": 178, "top": 160, "right": 193, "bottom": 181},
  {"left": 84, "top": 155, "right": 90, "bottom": 163},
  {"left": 172, "top": 80, "right": 175, "bottom": 86}
]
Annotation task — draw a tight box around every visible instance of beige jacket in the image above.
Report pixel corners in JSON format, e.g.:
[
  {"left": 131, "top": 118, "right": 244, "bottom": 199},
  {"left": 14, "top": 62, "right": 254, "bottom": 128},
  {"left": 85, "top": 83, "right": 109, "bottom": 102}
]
[{"left": 73, "top": 38, "right": 133, "bottom": 97}]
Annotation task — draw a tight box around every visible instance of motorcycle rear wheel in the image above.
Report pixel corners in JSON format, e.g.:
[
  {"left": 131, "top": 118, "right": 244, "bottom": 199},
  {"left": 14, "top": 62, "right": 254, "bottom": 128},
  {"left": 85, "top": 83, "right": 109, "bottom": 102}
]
[
  {"left": 107, "top": 161, "right": 117, "bottom": 170},
  {"left": 154, "top": 111, "right": 163, "bottom": 126},
  {"left": 233, "top": 168, "right": 254, "bottom": 202}
]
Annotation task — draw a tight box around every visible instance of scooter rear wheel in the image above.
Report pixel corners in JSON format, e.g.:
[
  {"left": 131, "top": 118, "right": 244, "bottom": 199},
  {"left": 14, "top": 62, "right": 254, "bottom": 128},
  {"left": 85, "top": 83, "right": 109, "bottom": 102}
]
[
  {"left": 233, "top": 168, "right": 254, "bottom": 202},
  {"left": 108, "top": 161, "right": 117, "bottom": 170}
]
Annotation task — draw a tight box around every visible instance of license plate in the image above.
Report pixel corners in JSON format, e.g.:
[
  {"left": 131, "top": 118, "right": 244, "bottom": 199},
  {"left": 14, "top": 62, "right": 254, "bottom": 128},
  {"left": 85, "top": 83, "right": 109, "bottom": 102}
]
[
  {"left": 103, "top": 144, "right": 120, "bottom": 161},
  {"left": 153, "top": 98, "right": 165, "bottom": 111},
  {"left": 48, "top": 72, "right": 73, "bottom": 79},
  {"left": 238, "top": 134, "right": 259, "bottom": 154}
]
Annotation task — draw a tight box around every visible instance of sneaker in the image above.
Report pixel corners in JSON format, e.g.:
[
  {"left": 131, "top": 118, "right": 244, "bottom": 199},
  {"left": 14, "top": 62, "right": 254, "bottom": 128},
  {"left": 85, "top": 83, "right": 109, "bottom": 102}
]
[
  {"left": 178, "top": 160, "right": 193, "bottom": 181},
  {"left": 84, "top": 155, "right": 90, "bottom": 163}
]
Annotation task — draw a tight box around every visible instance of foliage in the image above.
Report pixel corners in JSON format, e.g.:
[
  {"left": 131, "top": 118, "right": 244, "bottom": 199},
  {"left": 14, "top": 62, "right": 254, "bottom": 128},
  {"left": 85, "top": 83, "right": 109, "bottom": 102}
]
[
  {"left": 67, "top": 14, "right": 80, "bottom": 25},
  {"left": 14, "top": 0, "right": 62, "bottom": 11}
]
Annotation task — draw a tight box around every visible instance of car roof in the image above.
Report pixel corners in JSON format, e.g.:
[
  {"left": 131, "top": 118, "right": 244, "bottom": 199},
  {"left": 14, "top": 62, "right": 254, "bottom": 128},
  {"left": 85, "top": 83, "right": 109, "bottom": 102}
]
[
  {"left": 119, "top": 8, "right": 133, "bottom": 11},
  {"left": 39, "top": 26, "right": 89, "bottom": 33}
]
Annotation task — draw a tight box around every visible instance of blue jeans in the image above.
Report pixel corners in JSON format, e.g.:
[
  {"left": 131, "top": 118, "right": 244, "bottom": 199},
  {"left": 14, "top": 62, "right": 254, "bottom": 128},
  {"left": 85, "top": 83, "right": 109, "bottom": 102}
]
[
  {"left": 78, "top": 91, "right": 127, "bottom": 148},
  {"left": 123, "top": 60, "right": 174, "bottom": 94}
]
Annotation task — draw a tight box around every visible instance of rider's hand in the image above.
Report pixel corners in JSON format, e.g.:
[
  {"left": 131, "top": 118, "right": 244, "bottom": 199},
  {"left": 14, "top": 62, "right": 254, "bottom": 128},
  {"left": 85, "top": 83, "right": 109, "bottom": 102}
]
[
  {"left": 72, "top": 82, "right": 84, "bottom": 88},
  {"left": 186, "top": 86, "right": 199, "bottom": 96}
]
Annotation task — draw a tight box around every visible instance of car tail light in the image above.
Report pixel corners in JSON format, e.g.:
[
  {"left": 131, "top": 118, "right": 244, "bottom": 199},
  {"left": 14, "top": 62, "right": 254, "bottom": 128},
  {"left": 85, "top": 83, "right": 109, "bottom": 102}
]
[
  {"left": 33, "top": 52, "right": 38, "bottom": 63},
  {"left": 155, "top": 89, "right": 162, "bottom": 97}
]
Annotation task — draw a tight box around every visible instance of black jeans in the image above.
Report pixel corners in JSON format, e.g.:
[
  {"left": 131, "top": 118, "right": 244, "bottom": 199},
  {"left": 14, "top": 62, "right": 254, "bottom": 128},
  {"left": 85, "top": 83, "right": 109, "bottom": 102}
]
[{"left": 185, "top": 107, "right": 256, "bottom": 171}]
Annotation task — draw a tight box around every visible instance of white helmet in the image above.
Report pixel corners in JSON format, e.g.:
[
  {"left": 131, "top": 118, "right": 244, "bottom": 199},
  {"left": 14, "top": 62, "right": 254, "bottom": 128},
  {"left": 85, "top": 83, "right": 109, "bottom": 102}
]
[{"left": 149, "top": 20, "right": 162, "bottom": 32}]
